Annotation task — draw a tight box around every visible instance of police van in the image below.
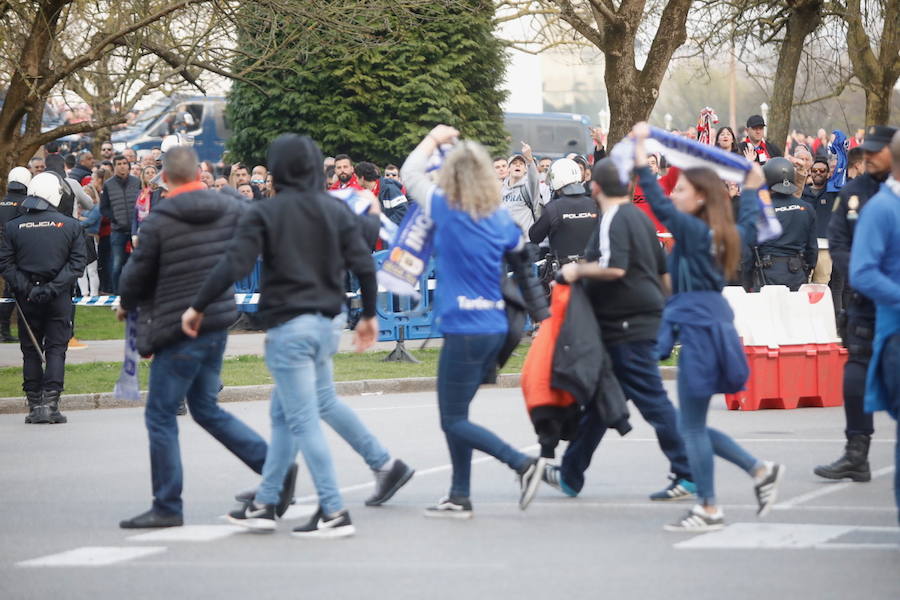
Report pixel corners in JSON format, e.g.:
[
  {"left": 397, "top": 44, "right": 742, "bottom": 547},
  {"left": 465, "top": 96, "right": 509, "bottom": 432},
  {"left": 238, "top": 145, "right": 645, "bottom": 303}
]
[{"left": 503, "top": 112, "right": 595, "bottom": 159}]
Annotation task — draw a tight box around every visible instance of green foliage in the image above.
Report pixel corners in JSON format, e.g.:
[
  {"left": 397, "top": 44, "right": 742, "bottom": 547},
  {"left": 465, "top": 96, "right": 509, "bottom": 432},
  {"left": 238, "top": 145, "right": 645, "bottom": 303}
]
[{"left": 227, "top": 1, "right": 509, "bottom": 167}]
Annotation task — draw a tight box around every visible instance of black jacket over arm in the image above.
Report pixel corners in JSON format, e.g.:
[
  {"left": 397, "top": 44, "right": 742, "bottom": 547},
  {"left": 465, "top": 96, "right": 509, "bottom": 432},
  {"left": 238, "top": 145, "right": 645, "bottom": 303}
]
[{"left": 551, "top": 281, "right": 631, "bottom": 435}]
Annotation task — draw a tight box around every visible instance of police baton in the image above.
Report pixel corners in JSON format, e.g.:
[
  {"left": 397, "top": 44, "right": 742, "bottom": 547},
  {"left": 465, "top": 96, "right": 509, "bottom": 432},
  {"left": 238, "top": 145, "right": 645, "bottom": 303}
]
[{"left": 14, "top": 299, "right": 46, "bottom": 365}]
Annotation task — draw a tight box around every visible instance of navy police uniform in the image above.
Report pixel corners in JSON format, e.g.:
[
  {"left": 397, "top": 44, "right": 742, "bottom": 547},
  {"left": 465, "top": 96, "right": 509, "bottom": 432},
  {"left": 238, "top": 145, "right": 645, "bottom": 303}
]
[
  {"left": 528, "top": 190, "right": 598, "bottom": 264},
  {"left": 828, "top": 172, "right": 884, "bottom": 437},
  {"left": 0, "top": 183, "right": 27, "bottom": 340},
  {"left": 754, "top": 192, "right": 817, "bottom": 290},
  {"left": 0, "top": 198, "right": 86, "bottom": 399}
]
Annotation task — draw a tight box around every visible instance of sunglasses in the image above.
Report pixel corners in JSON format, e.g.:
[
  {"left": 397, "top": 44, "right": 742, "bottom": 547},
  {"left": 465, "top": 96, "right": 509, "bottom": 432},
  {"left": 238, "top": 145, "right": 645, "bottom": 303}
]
[
  {"left": 811, "top": 168, "right": 828, "bottom": 174},
  {"left": 384, "top": 173, "right": 399, "bottom": 178}
]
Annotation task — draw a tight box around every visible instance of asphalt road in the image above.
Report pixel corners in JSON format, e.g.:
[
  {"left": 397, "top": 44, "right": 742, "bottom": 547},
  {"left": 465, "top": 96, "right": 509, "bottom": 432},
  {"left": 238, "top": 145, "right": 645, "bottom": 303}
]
[{"left": 1, "top": 385, "right": 897, "bottom": 599}]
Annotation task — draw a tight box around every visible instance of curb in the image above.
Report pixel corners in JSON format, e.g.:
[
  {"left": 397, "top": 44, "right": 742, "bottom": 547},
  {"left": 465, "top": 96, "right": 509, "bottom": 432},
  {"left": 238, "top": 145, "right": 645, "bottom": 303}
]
[{"left": 0, "top": 367, "right": 677, "bottom": 415}]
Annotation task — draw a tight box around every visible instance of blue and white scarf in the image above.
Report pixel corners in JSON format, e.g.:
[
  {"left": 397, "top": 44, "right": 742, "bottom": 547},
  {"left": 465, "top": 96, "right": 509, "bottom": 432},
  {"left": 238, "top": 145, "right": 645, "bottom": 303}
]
[
  {"left": 610, "top": 126, "right": 782, "bottom": 243},
  {"left": 376, "top": 144, "right": 450, "bottom": 298},
  {"left": 827, "top": 130, "right": 849, "bottom": 193},
  {"left": 114, "top": 311, "right": 141, "bottom": 402},
  {"left": 329, "top": 188, "right": 399, "bottom": 243}
]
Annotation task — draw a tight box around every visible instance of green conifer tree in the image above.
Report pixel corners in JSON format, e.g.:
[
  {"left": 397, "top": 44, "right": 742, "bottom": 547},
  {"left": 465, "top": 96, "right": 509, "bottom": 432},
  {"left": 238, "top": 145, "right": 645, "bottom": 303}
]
[{"left": 227, "top": 1, "right": 509, "bottom": 167}]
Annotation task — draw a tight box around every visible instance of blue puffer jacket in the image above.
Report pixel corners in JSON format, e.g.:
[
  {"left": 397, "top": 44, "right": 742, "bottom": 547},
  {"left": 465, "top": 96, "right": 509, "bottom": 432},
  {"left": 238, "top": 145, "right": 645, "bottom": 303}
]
[{"left": 658, "top": 291, "right": 749, "bottom": 397}]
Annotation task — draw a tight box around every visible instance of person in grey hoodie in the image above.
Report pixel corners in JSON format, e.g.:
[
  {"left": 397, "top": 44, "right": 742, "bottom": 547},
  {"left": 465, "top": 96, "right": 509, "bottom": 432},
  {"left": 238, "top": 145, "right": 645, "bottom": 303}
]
[{"left": 501, "top": 142, "right": 541, "bottom": 233}]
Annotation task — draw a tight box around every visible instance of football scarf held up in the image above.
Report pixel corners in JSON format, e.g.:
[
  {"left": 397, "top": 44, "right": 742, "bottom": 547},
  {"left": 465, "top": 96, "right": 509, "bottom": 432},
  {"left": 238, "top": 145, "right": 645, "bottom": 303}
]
[{"left": 610, "top": 126, "right": 782, "bottom": 243}]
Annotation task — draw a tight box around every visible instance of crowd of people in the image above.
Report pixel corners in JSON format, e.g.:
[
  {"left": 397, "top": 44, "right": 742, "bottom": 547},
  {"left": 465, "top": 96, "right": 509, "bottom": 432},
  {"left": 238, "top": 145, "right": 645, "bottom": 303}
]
[{"left": 0, "top": 110, "right": 897, "bottom": 534}]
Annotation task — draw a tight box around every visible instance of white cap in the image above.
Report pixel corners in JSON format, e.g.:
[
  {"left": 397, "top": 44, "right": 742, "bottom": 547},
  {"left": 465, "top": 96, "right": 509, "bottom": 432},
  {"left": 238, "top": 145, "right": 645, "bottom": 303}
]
[
  {"left": 8, "top": 166, "right": 32, "bottom": 187},
  {"left": 26, "top": 172, "right": 63, "bottom": 207}
]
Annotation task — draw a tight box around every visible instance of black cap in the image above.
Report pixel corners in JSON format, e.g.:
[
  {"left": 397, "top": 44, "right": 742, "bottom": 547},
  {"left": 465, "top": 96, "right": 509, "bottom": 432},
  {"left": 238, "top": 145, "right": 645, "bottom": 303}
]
[
  {"left": 859, "top": 125, "right": 898, "bottom": 152},
  {"left": 746, "top": 115, "right": 765, "bottom": 128}
]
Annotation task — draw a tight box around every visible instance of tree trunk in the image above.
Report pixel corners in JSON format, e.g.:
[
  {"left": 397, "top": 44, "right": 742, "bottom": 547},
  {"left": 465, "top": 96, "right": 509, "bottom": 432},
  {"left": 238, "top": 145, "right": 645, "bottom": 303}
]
[
  {"left": 606, "top": 62, "right": 659, "bottom": 145},
  {"left": 865, "top": 78, "right": 895, "bottom": 126},
  {"left": 767, "top": 0, "right": 822, "bottom": 153}
]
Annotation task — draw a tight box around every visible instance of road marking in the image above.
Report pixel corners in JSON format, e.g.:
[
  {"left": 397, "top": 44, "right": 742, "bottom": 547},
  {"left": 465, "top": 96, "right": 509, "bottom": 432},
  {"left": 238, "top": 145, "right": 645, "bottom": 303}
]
[
  {"left": 127, "top": 525, "right": 243, "bottom": 542},
  {"left": 675, "top": 523, "right": 899, "bottom": 550},
  {"left": 775, "top": 465, "right": 896, "bottom": 509},
  {"left": 17, "top": 546, "right": 167, "bottom": 567},
  {"left": 292, "top": 443, "right": 541, "bottom": 504}
]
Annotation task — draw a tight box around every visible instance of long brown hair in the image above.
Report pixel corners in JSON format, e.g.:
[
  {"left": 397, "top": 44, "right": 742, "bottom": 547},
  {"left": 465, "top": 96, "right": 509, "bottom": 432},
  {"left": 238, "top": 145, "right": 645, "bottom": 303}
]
[{"left": 681, "top": 168, "right": 741, "bottom": 280}]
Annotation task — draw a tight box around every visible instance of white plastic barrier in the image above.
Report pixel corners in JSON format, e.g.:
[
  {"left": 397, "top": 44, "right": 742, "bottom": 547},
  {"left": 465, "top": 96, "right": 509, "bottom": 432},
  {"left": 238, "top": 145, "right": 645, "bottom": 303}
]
[{"left": 723, "top": 284, "right": 839, "bottom": 348}]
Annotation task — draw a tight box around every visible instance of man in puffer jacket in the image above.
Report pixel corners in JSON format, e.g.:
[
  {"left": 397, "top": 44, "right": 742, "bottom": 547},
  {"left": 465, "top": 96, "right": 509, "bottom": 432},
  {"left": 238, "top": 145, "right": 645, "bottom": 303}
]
[{"left": 116, "top": 145, "right": 292, "bottom": 530}]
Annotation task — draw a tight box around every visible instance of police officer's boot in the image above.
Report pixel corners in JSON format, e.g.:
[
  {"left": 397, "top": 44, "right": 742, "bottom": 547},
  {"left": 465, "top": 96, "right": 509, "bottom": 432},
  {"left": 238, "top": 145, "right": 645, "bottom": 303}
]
[
  {"left": 24, "top": 391, "right": 50, "bottom": 424},
  {"left": 0, "top": 323, "right": 17, "bottom": 343},
  {"left": 43, "top": 390, "right": 68, "bottom": 424},
  {"left": 813, "top": 434, "right": 871, "bottom": 482}
]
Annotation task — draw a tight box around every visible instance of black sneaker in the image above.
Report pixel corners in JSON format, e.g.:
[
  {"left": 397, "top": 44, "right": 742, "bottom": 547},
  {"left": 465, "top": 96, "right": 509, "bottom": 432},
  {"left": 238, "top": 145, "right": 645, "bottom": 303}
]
[
  {"left": 664, "top": 505, "right": 725, "bottom": 532},
  {"left": 291, "top": 506, "right": 355, "bottom": 539},
  {"left": 542, "top": 464, "right": 578, "bottom": 497},
  {"left": 227, "top": 501, "right": 276, "bottom": 532},
  {"left": 649, "top": 476, "right": 697, "bottom": 501},
  {"left": 754, "top": 462, "right": 785, "bottom": 517},
  {"left": 365, "top": 459, "right": 415, "bottom": 506},
  {"left": 517, "top": 457, "right": 545, "bottom": 510},
  {"left": 276, "top": 463, "right": 299, "bottom": 517},
  {"left": 423, "top": 496, "right": 473, "bottom": 519}
]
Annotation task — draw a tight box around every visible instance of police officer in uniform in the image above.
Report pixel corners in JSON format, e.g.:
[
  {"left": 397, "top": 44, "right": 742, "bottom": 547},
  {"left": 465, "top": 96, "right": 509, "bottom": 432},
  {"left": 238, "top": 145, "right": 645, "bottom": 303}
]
[
  {"left": 0, "top": 172, "right": 86, "bottom": 424},
  {"left": 752, "top": 157, "right": 817, "bottom": 290},
  {"left": 815, "top": 124, "right": 897, "bottom": 481},
  {"left": 0, "top": 167, "right": 31, "bottom": 343},
  {"left": 528, "top": 158, "right": 599, "bottom": 266}
]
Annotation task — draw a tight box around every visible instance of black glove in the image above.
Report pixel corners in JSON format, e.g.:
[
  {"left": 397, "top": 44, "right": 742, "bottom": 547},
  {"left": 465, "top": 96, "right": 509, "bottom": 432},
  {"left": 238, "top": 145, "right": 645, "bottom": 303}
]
[{"left": 27, "top": 285, "right": 55, "bottom": 305}]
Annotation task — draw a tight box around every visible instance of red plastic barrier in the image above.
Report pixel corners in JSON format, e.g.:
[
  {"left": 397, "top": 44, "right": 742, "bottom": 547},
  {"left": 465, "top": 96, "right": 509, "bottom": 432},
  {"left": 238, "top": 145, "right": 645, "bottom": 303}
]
[{"left": 724, "top": 342, "right": 847, "bottom": 411}]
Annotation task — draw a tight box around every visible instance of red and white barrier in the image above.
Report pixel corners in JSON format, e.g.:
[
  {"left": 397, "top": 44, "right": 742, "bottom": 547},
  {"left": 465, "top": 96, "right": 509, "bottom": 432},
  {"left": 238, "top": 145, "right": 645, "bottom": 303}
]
[{"left": 722, "top": 284, "right": 847, "bottom": 411}]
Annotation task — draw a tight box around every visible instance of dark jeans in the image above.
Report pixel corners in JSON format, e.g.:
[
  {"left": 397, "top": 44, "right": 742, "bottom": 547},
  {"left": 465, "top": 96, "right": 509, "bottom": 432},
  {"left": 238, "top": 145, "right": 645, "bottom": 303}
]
[
  {"left": 109, "top": 230, "right": 130, "bottom": 295},
  {"left": 561, "top": 339, "right": 691, "bottom": 493},
  {"left": 17, "top": 292, "right": 72, "bottom": 393},
  {"left": 98, "top": 234, "right": 111, "bottom": 292},
  {"left": 879, "top": 333, "right": 900, "bottom": 523},
  {"left": 844, "top": 311, "right": 875, "bottom": 437},
  {"left": 145, "top": 330, "right": 267, "bottom": 516},
  {"left": 438, "top": 333, "right": 529, "bottom": 498}
]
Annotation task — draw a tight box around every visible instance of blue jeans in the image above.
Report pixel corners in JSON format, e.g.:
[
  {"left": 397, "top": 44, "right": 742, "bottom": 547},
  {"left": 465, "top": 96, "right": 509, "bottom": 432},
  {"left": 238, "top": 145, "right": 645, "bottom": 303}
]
[
  {"left": 676, "top": 373, "right": 760, "bottom": 506},
  {"left": 880, "top": 333, "right": 900, "bottom": 523},
  {"left": 145, "top": 330, "right": 268, "bottom": 516},
  {"left": 438, "top": 333, "right": 530, "bottom": 499},
  {"left": 256, "top": 313, "right": 350, "bottom": 515},
  {"left": 561, "top": 339, "right": 692, "bottom": 493},
  {"left": 109, "top": 230, "right": 130, "bottom": 295}
]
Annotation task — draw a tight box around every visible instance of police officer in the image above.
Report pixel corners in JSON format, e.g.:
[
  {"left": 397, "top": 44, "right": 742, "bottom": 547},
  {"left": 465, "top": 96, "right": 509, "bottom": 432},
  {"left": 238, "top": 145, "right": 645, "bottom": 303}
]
[
  {"left": 0, "top": 172, "right": 86, "bottom": 424},
  {"left": 753, "top": 157, "right": 817, "bottom": 290},
  {"left": 0, "top": 167, "right": 31, "bottom": 343},
  {"left": 528, "top": 158, "right": 598, "bottom": 266},
  {"left": 815, "top": 124, "right": 897, "bottom": 482}
]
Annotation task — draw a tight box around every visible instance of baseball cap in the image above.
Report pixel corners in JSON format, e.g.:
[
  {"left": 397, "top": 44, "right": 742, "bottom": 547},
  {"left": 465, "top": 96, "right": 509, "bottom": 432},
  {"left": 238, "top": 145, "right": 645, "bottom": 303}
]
[
  {"left": 507, "top": 153, "right": 527, "bottom": 166},
  {"left": 746, "top": 115, "right": 766, "bottom": 128},
  {"left": 859, "top": 125, "right": 898, "bottom": 152}
]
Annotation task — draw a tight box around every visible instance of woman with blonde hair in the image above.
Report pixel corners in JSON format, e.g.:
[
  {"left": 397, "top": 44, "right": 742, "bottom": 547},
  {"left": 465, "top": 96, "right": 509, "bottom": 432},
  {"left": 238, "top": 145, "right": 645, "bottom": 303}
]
[{"left": 401, "top": 125, "right": 544, "bottom": 519}]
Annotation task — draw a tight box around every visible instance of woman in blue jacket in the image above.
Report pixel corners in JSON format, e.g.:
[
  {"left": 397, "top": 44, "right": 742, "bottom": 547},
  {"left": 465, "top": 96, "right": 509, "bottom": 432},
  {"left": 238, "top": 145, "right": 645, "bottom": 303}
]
[
  {"left": 630, "top": 122, "right": 786, "bottom": 531},
  {"left": 401, "top": 125, "right": 544, "bottom": 518}
]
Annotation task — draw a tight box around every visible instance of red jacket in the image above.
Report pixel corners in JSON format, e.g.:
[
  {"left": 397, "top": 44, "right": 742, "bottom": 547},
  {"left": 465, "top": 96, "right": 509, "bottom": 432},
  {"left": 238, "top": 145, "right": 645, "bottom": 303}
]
[
  {"left": 632, "top": 166, "right": 679, "bottom": 250},
  {"left": 329, "top": 174, "right": 363, "bottom": 191}
]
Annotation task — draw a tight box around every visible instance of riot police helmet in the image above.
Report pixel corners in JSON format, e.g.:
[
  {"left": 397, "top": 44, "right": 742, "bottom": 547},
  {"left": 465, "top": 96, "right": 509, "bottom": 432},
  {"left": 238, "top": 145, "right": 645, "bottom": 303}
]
[{"left": 763, "top": 157, "right": 798, "bottom": 195}]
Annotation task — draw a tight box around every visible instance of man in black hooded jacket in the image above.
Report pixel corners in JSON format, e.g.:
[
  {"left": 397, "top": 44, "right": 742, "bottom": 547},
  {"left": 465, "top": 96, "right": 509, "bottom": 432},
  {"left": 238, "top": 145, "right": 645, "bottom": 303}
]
[
  {"left": 0, "top": 167, "right": 30, "bottom": 343},
  {"left": 182, "top": 134, "right": 413, "bottom": 539},
  {"left": 116, "top": 145, "right": 285, "bottom": 530}
]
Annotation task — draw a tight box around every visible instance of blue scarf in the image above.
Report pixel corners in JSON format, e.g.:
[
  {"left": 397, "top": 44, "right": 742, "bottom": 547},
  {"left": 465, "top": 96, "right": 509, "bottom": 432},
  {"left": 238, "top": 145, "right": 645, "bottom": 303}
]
[
  {"left": 114, "top": 311, "right": 141, "bottom": 402},
  {"left": 827, "top": 130, "right": 849, "bottom": 193},
  {"left": 329, "top": 188, "right": 398, "bottom": 243},
  {"left": 376, "top": 145, "right": 449, "bottom": 298},
  {"left": 610, "top": 126, "right": 782, "bottom": 243}
]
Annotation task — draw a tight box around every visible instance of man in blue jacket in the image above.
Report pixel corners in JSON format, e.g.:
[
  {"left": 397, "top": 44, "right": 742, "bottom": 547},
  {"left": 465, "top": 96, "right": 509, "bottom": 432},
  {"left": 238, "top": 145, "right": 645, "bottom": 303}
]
[{"left": 849, "top": 129, "right": 900, "bottom": 523}]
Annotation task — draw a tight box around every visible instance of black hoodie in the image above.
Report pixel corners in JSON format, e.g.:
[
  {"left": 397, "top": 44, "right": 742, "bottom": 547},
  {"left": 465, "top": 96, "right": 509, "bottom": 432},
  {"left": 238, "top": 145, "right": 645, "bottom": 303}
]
[
  {"left": 192, "top": 134, "right": 377, "bottom": 328},
  {"left": 118, "top": 186, "right": 244, "bottom": 354}
]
